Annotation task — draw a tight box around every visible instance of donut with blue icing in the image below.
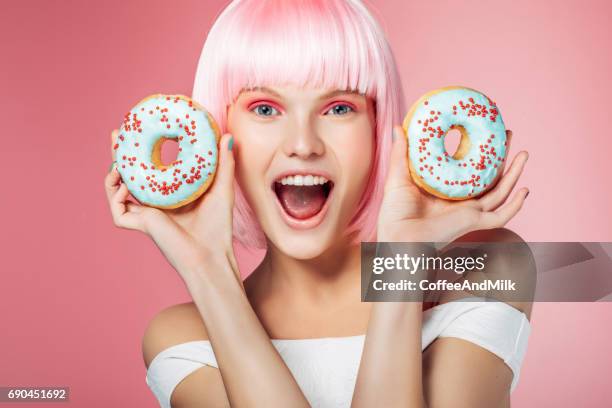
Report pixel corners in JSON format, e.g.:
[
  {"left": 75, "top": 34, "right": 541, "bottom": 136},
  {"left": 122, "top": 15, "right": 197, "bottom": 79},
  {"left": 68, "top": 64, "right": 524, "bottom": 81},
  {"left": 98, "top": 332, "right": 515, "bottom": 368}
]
[
  {"left": 402, "top": 86, "right": 508, "bottom": 200},
  {"left": 114, "top": 94, "right": 220, "bottom": 209}
]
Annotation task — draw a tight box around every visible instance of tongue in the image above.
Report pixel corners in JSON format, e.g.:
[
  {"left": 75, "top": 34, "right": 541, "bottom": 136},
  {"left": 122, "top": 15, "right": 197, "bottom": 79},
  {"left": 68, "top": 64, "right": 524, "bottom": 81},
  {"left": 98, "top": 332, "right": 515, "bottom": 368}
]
[{"left": 276, "top": 184, "right": 327, "bottom": 220}]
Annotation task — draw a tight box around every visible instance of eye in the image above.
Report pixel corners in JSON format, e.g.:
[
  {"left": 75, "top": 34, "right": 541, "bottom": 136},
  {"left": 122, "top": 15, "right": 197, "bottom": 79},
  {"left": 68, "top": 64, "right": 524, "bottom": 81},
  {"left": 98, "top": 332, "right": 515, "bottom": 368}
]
[
  {"left": 325, "top": 103, "right": 354, "bottom": 116},
  {"left": 251, "top": 104, "right": 280, "bottom": 117}
]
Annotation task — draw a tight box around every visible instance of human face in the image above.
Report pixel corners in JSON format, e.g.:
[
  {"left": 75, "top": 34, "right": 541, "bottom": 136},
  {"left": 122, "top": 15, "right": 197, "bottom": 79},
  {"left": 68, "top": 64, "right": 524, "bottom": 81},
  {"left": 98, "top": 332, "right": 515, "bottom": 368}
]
[{"left": 227, "top": 85, "right": 376, "bottom": 259}]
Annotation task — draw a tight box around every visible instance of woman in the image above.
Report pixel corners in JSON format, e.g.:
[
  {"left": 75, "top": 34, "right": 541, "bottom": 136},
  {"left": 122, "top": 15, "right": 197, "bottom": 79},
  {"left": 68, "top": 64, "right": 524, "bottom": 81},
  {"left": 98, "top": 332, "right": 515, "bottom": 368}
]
[{"left": 104, "top": 0, "right": 533, "bottom": 407}]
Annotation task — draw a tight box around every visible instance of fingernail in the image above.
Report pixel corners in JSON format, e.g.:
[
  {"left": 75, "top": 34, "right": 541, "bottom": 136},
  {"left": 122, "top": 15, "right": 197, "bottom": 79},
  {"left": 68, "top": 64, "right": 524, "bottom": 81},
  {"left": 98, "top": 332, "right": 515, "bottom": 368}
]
[
  {"left": 228, "top": 136, "right": 234, "bottom": 151},
  {"left": 525, "top": 190, "right": 530, "bottom": 198}
]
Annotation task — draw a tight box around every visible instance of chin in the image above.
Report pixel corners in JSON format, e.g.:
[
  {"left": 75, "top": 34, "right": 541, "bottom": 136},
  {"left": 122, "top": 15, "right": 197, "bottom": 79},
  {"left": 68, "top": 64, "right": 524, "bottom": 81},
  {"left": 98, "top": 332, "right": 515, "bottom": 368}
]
[{"left": 272, "top": 231, "right": 335, "bottom": 260}]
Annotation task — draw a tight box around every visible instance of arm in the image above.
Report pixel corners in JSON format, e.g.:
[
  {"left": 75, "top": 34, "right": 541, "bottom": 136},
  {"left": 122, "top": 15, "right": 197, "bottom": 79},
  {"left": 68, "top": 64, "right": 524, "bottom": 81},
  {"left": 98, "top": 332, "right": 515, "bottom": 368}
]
[
  {"left": 106, "top": 130, "right": 309, "bottom": 407},
  {"left": 142, "top": 260, "right": 310, "bottom": 408},
  {"left": 352, "top": 301, "right": 425, "bottom": 407},
  {"left": 354, "top": 229, "right": 533, "bottom": 408},
  {"left": 142, "top": 303, "right": 231, "bottom": 407},
  {"left": 352, "top": 126, "right": 531, "bottom": 407},
  {"left": 181, "top": 256, "right": 309, "bottom": 408}
]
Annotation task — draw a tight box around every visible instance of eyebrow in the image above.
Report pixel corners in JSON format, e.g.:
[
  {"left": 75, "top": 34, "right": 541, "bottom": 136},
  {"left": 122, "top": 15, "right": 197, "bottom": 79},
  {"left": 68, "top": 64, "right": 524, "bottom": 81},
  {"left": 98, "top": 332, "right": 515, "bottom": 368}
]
[{"left": 241, "top": 86, "right": 362, "bottom": 100}]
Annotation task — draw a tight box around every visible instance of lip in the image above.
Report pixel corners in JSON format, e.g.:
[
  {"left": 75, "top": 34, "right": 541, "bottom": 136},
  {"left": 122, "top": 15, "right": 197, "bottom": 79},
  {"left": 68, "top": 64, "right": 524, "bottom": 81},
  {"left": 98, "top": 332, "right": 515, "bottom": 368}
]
[{"left": 269, "top": 177, "right": 334, "bottom": 230}]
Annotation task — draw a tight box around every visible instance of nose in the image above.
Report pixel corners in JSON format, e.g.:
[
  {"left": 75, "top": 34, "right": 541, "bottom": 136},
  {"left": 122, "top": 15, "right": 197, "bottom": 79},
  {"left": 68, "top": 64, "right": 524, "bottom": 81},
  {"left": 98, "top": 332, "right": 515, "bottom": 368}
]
[{"left": 281, "top": 118, "right": 325, "bottom": 159}]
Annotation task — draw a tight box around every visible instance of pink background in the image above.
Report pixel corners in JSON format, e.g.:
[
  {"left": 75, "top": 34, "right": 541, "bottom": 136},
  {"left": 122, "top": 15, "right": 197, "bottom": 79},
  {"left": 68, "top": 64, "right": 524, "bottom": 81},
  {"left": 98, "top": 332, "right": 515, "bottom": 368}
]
[{"left": 2, "top": 0, "right": 611, "bottom": 406}]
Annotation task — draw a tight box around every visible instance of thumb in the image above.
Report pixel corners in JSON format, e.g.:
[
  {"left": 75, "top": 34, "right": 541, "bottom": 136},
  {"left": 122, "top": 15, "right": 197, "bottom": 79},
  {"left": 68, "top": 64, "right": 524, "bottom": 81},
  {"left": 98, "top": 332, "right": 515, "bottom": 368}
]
[
  {"left": 384, "top": 126, "right": 411, "bottom": 192},
  {"left": 209, "top": 133, "right": 235, "bottom": 200}
]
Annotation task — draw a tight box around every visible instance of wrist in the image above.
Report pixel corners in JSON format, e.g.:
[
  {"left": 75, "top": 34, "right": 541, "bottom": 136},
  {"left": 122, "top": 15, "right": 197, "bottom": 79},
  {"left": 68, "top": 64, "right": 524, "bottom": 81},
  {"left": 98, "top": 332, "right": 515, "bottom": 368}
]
[
  {"left": 377, "top": 222, "right": 426, "bottom": 243},
  {"left": 377, "top": 223, "right": 462, "bottom": 244},
  {"left": 181, "top": 250, "right": 244, "bottom": 295},
  {"left": 369, "top": 241, "right": 437, "bottom": 302}
]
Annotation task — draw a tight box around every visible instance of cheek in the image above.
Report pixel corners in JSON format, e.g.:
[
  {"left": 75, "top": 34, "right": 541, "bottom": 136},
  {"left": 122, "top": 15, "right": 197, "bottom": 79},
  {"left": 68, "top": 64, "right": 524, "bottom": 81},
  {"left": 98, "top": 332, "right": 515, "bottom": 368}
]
[
  {"left": 333, "top": 123, "right": 375, "bottom": 194},
  {"left": 234, "top": 138, "right": 269, "bottom": 196},
  {"left": 230, "top": 121, "right": 278, "bottom": 202}
]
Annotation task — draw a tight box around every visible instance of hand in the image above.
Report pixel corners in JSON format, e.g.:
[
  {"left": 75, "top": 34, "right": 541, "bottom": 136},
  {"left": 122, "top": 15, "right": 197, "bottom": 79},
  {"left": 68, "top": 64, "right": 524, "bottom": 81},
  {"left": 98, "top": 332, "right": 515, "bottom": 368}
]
[
  {"left": 377, "top": 126, "right": 529, "bottom": 243},
  {"left": 104, "top": 129, "right": 238, "bottom": 282}
]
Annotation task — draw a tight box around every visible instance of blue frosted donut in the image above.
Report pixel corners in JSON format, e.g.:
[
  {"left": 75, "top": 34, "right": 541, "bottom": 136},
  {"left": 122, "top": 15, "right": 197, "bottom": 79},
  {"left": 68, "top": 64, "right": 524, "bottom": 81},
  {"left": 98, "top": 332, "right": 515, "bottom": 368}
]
[
  {"left": 402, "top": 87, "right": 508, "bottom": 200},
  {"left": 114, "top": 94, "right": 220, "bottom": 209}
]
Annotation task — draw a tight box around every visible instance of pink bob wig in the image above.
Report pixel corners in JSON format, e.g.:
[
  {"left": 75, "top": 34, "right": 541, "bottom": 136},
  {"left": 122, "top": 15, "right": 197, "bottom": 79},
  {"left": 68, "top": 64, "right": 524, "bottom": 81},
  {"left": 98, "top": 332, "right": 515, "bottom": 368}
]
[{"left": 192, "top": 0, "right": 406, "bottom": 249}]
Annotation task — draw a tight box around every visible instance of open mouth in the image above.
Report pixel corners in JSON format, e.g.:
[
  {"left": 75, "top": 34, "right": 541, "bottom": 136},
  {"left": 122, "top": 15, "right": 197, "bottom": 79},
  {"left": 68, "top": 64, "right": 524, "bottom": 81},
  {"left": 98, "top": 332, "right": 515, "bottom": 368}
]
[{"left": 272, "top": 174, "right": 334, "bottom": 222}]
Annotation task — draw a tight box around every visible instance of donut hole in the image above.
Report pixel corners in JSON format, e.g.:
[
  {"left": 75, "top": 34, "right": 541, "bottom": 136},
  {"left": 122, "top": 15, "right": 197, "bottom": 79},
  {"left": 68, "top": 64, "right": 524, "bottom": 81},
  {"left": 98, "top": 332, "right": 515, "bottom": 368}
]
[
  {"left": 151, "top": 137, "right": 180, "bottom": 169},
  {"left": 444, "top": 126, "right": 471, "bottom": 160}
]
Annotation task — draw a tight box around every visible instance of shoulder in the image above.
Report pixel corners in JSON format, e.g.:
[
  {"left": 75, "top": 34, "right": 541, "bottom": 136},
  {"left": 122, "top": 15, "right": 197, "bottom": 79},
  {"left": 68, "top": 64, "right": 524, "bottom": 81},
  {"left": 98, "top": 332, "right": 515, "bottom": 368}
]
[
  {"left": 422, "top": 228, "right": 534, "bottom": 405},
  {"left": 142, "top": 301, "right": 208, "bottom": 368},
  {"left": 142, "top": 303, "right": 231, "bottom": 407},
  {"left": 437, "top": 227, "right": 535, "bottom": 319}
]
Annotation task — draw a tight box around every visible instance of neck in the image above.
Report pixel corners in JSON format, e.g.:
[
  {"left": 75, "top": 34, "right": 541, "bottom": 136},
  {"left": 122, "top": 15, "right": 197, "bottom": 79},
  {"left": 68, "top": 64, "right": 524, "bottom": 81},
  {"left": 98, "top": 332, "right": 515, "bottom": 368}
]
[{"left": 260, "top": 237, "right": 363, "bottom": 301}]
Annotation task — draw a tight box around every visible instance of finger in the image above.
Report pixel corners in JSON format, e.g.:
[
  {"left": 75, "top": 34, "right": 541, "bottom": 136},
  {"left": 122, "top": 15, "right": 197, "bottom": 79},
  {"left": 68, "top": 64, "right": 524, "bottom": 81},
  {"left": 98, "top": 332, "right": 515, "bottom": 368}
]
[
  {"left": 110, "top": 182, "right": 129, "bottom": 219},
  {"left": 384, "top": 125, "right": 411, "bottom": 192},
  {"left": 207, "top": 133, "right": 235, "bottom": 201},
  {"left": 479, "top": 187, "right": 529, "bottom": 229},
  {"left": 104, "top": 167, "right": 122, "bottom": 202},
  {"left": 110, "top": 183, "right": 143, "bottom": 230},
  {"left": 478, "top": 150, "right": 528, "bottom": 211},
  {"left": 111, "top": 129, "right": 119, "bottom": 161}
]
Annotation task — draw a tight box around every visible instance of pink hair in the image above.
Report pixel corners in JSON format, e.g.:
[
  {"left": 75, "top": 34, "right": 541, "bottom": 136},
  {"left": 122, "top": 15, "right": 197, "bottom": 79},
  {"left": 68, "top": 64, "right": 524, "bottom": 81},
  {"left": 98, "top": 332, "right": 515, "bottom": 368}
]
[{"left": 192, "top": 0, "right": 406, "bottom": 249}]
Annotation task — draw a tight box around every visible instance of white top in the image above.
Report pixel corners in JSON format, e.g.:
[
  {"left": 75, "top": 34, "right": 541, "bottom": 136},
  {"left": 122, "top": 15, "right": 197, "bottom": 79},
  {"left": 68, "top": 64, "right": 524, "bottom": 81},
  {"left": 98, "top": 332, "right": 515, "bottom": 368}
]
[{"left": 146, "top": 298, "right": 531, "bottom": 408}]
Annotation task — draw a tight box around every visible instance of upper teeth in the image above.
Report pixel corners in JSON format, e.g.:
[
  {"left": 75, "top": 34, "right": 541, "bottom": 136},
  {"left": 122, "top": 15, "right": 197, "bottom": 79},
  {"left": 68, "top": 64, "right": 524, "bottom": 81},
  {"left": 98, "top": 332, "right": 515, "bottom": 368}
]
[{"left": 278, "top": 175, "right": 329, "bottom": 186}]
